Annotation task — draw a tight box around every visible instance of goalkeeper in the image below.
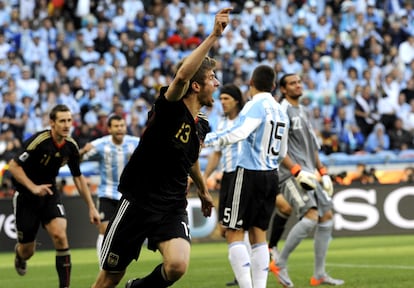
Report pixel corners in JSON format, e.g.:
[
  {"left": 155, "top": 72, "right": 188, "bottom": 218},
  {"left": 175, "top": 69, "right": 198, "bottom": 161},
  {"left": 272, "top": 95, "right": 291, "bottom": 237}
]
[{"left": 268, "top": 73, "right": 344, "bottom": 287}]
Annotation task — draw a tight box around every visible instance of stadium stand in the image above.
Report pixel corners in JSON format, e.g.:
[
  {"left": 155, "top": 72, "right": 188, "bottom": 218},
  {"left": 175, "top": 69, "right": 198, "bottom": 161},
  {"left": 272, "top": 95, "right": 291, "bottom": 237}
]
[{"left": 1, "top": 0, "right": 414, "bottom": 196}]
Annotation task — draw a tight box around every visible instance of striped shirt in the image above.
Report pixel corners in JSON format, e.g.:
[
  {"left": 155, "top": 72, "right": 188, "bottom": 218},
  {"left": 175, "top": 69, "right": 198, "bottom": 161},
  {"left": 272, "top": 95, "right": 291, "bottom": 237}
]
[
  {"left": 205, "top": 92, "right": 289, "bottom": 171},
  {"left": 215, "top": 116, "right": 240, "bottom": 173},
  {"left": 83, "top": 135, "right": 140, "bottom": 200}
]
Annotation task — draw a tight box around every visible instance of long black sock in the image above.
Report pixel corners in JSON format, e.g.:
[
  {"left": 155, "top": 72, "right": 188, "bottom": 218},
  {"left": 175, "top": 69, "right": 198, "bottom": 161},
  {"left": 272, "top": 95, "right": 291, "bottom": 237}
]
[
  {"left": 56, "top": 248, "right": 71, "bottom": 288},
  {"left": 269, "top": 212, "right": 289, "bottom": 248},
  {"left": 130, "top": 263, "right": 174, "bottom": 288}
]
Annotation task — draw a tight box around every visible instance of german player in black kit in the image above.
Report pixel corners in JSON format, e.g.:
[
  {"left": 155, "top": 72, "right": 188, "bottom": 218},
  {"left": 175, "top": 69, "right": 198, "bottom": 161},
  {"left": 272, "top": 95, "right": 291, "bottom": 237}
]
[
  {"left": 91, "top": 8, "right": 232, "bottom": 288},
  {"left": 9, "top": 104, "right": 100, "bottom": 288}
]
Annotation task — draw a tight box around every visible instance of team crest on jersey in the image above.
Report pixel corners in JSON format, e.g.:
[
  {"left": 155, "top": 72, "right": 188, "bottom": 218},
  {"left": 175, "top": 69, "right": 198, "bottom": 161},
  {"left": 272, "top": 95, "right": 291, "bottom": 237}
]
[
  {"left": 18, "top": 152, "right": 29, "bottom": 162},
  {"left": 107, "top": 252, "right": 119, "bottom": 267}
]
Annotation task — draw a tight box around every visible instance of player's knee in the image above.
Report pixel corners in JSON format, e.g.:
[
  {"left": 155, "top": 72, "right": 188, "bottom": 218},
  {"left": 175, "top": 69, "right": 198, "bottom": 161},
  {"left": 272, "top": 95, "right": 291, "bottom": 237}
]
[
  {"left": 320, "top": 210, "right": 333, "bottom": 222},
  {"left": 50, "top": 231, "right": 68, "bottom": 246},
  {"left": 164, "top": 260, "right": 188, "bottom": 281},
  {"left": 304, "top": 208, "right": 319, "bottom": 221},
  {"left": 276, "top": 195, "right": 292, "bottom": 216},
  {"left": 278, "top": 204, "right": 291, "bottom": 215}
]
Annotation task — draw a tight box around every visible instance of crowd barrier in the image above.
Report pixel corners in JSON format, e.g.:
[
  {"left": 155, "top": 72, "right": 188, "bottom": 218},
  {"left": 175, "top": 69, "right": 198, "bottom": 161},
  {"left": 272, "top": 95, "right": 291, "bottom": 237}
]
[{"left": 0, "top": 183, "right": 413, "bottom": 252}]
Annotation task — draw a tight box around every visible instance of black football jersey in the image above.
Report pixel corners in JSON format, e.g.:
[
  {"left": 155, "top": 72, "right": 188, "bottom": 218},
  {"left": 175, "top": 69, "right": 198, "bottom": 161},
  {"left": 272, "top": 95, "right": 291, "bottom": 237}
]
[
  {"left": 118, "top": 87, "right": 202, "bottom": 212},
  {"left": 12, "top": 130, "right": 82, "bottom": 194}
]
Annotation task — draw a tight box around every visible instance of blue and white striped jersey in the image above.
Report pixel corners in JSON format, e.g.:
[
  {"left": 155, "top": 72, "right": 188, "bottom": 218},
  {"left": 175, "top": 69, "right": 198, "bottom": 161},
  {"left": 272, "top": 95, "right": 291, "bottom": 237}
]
[
  {"left": 214, "top": 116, "right": 240, "bottom": 173},
  {"left": 205, "top": 92, "right": 289, "bottom": 171},
  {"left": 83, "top": 135, "right": 140, "bottom": 200}
]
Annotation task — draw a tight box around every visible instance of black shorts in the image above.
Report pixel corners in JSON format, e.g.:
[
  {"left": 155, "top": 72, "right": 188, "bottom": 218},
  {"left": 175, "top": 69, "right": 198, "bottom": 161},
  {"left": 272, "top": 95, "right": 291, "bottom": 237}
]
[
  {"left": 100, "top": 197, "right": 191, "bottom": 272},
  {"left": 97, "top": 197, "right": 119, "bottom": 222},
  {"left": 222, "top": 167, "right": 279, "bottom": 231},
  {"left": 13, "top": 191, "right": 66, "bottom": 243},
  {"left": 218, "top": 171, "right": 235, "bottom": 223}
]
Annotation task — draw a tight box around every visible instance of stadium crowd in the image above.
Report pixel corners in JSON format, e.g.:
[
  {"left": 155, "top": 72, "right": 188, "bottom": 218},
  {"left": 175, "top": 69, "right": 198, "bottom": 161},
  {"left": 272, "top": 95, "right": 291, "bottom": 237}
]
[{"left": 1, "top": 0, "right": 414, "bottom": 194}]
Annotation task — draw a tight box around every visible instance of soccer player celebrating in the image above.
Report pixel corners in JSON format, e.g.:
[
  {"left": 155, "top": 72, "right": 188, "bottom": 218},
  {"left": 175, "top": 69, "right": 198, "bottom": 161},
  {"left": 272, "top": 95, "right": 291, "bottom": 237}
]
[
  {"left": 10, "top": 104, "right": 100, "bottom": 288},
  {"left": 80, "top": 114, "right": 140, "bottom": 262},
  {"left": 91, "top": 8, "right": 231, "bottom": 288},
  {"left": 269, "top": 73, "right": 344, "bottom": 287}
]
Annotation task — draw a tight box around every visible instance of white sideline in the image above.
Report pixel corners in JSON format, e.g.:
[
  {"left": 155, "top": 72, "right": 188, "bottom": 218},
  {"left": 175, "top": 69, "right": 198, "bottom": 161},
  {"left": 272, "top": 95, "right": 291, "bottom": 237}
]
[{"left": 328, "top": 263, "right": 414, "bottom": 270}]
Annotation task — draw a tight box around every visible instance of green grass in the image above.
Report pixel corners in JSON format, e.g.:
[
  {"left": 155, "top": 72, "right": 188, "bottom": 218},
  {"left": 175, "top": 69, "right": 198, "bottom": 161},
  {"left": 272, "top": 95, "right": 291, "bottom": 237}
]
[{"left": 1, "top": 235, "right": 414, "bottom": 287}]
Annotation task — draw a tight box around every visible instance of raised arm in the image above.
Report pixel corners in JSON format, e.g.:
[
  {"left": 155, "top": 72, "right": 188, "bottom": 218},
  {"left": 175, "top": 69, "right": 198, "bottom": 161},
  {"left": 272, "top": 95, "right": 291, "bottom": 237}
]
[{"left": 165, "top": 8, "right": 232, "bottom": 101}]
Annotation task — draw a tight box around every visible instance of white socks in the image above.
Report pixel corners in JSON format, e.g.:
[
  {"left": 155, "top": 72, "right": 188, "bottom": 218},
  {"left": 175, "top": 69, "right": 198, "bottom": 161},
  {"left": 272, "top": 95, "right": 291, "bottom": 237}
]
[
  {"left": 229, "top": 241, "right": 252, "bottom": 288},
  {"left": 228, "top": 241, "right": 269, "bottom": 288},
  {"left": 250, "top": 242, "right": 269, "bottom": 288}
]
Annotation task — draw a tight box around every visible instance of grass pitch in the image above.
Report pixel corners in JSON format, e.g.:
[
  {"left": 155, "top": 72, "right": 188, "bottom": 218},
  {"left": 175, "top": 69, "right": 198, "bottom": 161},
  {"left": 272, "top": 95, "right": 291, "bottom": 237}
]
[{"left": 0, "top": 235, "right": 413, "bottom": 287}]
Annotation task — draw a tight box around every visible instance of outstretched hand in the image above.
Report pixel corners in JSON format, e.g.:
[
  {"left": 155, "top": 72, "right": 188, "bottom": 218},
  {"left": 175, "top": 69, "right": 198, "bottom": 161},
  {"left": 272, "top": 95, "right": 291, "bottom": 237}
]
[
  {"left": 213, "top": 8, "right": 233, "bottom": 37},
  {"left": 199, "top": 191, "right": 214, "bottom": 217},
  {"left": 89, "top": 206, "right": 101, "bottom": 225}
]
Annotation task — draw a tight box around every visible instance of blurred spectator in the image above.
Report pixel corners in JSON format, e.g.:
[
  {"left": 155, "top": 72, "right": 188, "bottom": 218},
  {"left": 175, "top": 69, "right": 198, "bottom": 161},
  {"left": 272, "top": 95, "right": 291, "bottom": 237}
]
[
  {"left": 309, "top": 105, "right": 324, "bottom": 137},
  {"left": 122, "top": 38, "right": 142, "bottom": 68},
  {"left": 294, "top": 35, "right": 311, "bottom": 62},
  {"left": 316, "top": 65, "right": 338, "bottom": 101},
  {"left": 112, "top": 5, "right": 128, "bottom": 34},
  {"left": 79, "top": 40, "right": 100, "bottom": 64},
  {"left": 292, "top": 11, "right": 309, "bottom": 39},
  {"left": 381, "top": 72, "right": 401, "bottom": 105},
  {"left": 355, "top": 85, "right": 379, "bottom": 138},
  {"left": 71, "top": 121, "right": 102, "bottom": 149},
  {"left": 377, "top": 90, "right": 398, "bottom": 132},
  {"left": 396, "top": 91, "right": 411, "bottom": 120},
  {"left": 23, "top": 31, "right": 48, "bottom": 71},
  {"left": 250, "top": 13, "right": 271, "bottom": 48},
  {"left": 136, "top": 75, "right": 157, "bottom": 105},
  {"left": 398, "top": 34, "right": 414, "bottom": 65},
  {"left": 344, "top": 46, "right": 368, "bottom": 78},
  {"left": 338, "top": 123, "right": 365, "bottom": 154},
  {"left": 347, "top": 163, "right": 378, "bottom": 185},
  {"left": 123, "top": 0, "right": 144, "bottom": 22},
  {"left": 400, "top": 76, "right": 414, "bottom": 104},
  {"left": 344, "top": 66, "right": 361, "bottom": 98},
  {"left": 364, "top": 123, "right": 390, "bottom": 153},
  {"left": 16, "top": 66, "right": 39, "bottom": 100},
  {"left": 104, "top": 43, "right": 127, "bottom": 68},
  {"left": 388, "top": 118, "right": 413, "bottom": 151},
  {"left": 57, "top": 83, "right": 80, "bottom": 122},
  {"left": 129, "top": 98, "right": 149, "bottom": 137},
  {"left": 67, "top": 57, "right": 86, "bottom": 81},
  {"left": 94, "top": 25, "right": 111, "bottom": 56},
  {"left": 120, "top": 65, "right": 140, "bottom": 101},
  {"left": 0, "top": 91, "right": 27, "bottom": 141},
  {"left": 320, "top": 118, "right": 339, "bottom": 155},
  {"left": 402, "top": 166, "right": 414, "bottom": 183},
  {"left": 280, "top": 51, "right": 302, "bottom": 74},
  {"left": 0, "top": 33, "right": 11, "bottom": 60},
  {"left": 319, "top": 93, "right": 336, "bottom": 121},
  {"left": 0, "top": 127, "right": 21, "bottom": 161}
]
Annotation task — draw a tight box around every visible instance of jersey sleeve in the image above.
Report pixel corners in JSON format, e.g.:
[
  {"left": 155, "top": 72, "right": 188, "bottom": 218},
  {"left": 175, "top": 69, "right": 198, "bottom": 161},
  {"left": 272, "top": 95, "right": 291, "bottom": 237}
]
[{"left": 67, "top": 142, "right": 82, "bottom": 177}]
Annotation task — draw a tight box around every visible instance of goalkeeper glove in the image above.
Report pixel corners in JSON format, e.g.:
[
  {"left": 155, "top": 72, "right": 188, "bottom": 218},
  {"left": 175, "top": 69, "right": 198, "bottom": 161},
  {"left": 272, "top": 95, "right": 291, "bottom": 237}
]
[
  {"left": 291, "top": 164, "right": 317, "bottom": 190},
  {"left": 319, "top": 167, "right": 334, "bottom": 196}
]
